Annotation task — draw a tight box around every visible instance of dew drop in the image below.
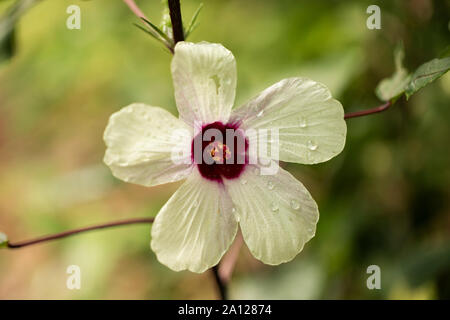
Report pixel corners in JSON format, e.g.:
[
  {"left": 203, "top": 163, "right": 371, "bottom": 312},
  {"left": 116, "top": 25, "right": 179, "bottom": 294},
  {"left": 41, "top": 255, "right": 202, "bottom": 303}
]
[
  {"left": 267, "top": 181, "right": 274, "bottom": 190},
  {"left": 256, "top": 110, "right": 264, "bottom": 117},
  {"left": 299, "top": 117, "right": 307, "bottom": 128},
  {"left": 290, "top": 199, "right": 300, "bottom": 210},
  {"left": 271, "top": 202, "right": 279, "bottom": 212},
  {"left": 307, "top": 140, "right": 318, "bottom": 151},
  {"left": 240, "top": 179, "right": 247, "bottom": 185}
]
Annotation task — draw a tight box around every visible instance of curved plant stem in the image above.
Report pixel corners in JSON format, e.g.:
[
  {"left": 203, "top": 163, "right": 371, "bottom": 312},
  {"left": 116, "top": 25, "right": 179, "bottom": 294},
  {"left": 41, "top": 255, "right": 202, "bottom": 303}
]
[
  {"left": 212, "top": 265, "right": 228, "bottom": 300},
  {"left": 5, "top": 213, "right": 230, "bottom": 301},
  {"left": 344, "top": 101, "right": 392, "bottom": 119},
  {"left": 219, "top": 231, "right": 243, "bottom": 284},
  {"left": 210, "top": 232, "right": 244, "bottom": 300},
  {"left": 6, "top": 217, "right": 154, "bottom": 249}
]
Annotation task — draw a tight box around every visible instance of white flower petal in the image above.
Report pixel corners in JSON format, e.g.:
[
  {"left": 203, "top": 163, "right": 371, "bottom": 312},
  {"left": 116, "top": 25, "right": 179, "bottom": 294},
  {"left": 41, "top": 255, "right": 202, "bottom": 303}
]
[
  {"left": 104, "top": 103, "right": 193, "bottom": 187},
  {"left": 224, "top": 164, "right": 319, "bottom": 265},
  {"left": 172, "top": 41, "right": 237, "bottom": 126},
  {"left": 151, "top": 169, "right": 238, "bottom": 273},
  {"left": 231, "top": 77, "right": 346, "bottom": 164}
]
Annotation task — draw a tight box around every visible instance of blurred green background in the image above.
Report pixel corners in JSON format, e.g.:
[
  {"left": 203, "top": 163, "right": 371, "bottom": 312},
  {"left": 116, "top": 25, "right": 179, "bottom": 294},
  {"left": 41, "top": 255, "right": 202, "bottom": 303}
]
[{"left": 0, "top": 0, "right": 449, "bottom": 299}]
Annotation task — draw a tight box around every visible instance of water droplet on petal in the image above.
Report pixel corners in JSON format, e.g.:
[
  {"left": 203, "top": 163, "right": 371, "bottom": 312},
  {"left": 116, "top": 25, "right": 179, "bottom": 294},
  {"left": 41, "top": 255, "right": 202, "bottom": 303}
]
[
  {"left": 192, "top": 200, "right": 199, "bottom": 207},
  {"left": 271, "top": 202, "right": 279, "bottom": 212},
  {"left": 240, "top": 179, "right": 247, "bottom": 185},
  {"left": 307, "top": 140, "right": 318, "bottom": 151},
  {"left": 256, "top": 110, "right": 264, "bottom": 117},
  {"left": 267, "top": 181, "right": 274, "bottom": 190},
  {"left": 299, "top": 117, "right": 307, "bottom": 128},
  {"left": 231, "top": 207, "right": 238, "bottom": 218},
  {"left": 290, "top": 199, "right": 300, "bottom": 210}
]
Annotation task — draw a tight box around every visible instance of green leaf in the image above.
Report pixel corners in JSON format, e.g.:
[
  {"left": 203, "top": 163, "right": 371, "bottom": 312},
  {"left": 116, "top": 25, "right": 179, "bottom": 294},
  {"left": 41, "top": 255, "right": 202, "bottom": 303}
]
[
  {"left": 133, "top": 22, "right": 173, "bottom": 53},
  {"left": 0, "top": 0, "right": 39, "bottom": 63},
  {"left": 185, "top": 3, "right": 203, "bottom": 39},
  {"left": 0, "top": 232, "right": 8, "bottom": 248},
  {"left": 0, "top": 5, "right": 17, "bottom": 63},
  {"left": 375, "top": 45, "right": 411, "bottom": 102},
  {"left": 0, "top": 27, "right": 15, "bottom": 63},
  {"left": 141, "top": 17, "right": 173, "bottom": 46},
  {"left": 405, "top": 57, "right": 450, "bottom": 100}
]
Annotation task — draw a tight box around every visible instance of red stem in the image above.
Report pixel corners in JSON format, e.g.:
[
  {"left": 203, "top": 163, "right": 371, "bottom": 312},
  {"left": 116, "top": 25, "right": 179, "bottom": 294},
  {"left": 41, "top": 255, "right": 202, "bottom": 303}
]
[
  {"left": 219, "top": 231, "right": 243, "bottom": 283},
  {"left": 344, "top": 101, "right": 392, "bottom": 119},
  {"left": 123, "top": 0, "right": 148, "bottom": 20},
  {"left": 212, "top": 265, "right": 228, "bottom": 300},
  {"left": 6, "top": 217, "right": 154, "bottom": 249}
]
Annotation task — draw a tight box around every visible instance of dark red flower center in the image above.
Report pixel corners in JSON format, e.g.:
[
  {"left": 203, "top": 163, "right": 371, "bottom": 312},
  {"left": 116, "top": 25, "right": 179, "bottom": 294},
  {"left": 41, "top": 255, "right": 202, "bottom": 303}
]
[{"left": 191, "top": 121, "right": 248, "bottom": 183}]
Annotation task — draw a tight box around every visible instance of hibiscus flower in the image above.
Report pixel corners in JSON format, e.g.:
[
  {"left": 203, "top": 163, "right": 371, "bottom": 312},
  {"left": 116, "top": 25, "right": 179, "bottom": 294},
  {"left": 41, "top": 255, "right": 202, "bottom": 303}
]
[{"left": 103, "top": 42, "right": 346, "bottom": 272}]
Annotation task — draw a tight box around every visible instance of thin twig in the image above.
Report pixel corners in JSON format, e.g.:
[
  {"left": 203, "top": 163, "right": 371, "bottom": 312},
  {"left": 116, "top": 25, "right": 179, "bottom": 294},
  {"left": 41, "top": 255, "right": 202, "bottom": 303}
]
[
  {"left": 123, "top": 0, "right": 183, "bottom": 53},
  {"left": 6, "top": 217, "right": 154, "bottom": 249},
  {"left": 167, "top": 0, "right": 185, "bottom": 45},
  {"left": 218, "top": 231, "right": 243, "bottom": 284},
  {"left": 122, "top": 0, "right": 148, "bottom": 20},
  {"left": 344, "top": 101, "right": 392, "bottom": 119},
  {"left": 213, "top": 232, "right": 244, "bottom": 300},
  {"left": 212, "top": 265, "right": 228, "bottom": 300}
]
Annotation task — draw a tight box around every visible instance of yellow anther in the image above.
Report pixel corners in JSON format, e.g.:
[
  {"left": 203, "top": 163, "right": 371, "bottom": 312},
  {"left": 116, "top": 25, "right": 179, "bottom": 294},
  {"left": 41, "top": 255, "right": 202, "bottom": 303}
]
[{"left": 208, "top": 141, "right": 231, "bottom": 163}]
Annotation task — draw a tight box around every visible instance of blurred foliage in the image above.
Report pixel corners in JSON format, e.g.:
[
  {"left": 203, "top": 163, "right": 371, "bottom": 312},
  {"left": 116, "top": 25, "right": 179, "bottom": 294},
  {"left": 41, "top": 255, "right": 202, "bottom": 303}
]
[
  {"left": 0, "top": 0, "right": 449, "bottom": 299},
  {"left": 0, "top": 0, "right": 38, "bottom": 63},
  {"left": 405, "top": 56, "right": 450, "bottom": 99},
  {"left": 376, "top": 44, "right": 411, "bottom": 102}
]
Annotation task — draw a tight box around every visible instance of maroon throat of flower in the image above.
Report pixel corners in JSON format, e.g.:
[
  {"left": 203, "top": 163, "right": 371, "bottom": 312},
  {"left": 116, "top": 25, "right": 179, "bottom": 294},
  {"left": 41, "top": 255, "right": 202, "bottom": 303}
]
[{"left": 191, "top": 121, "right": 249, "bottom": 183}]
